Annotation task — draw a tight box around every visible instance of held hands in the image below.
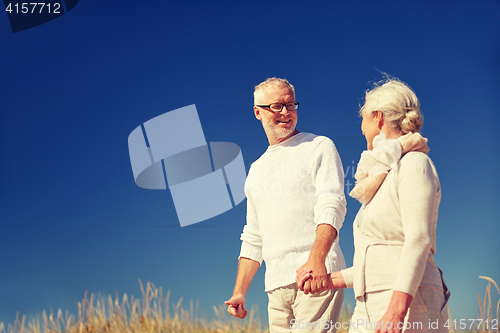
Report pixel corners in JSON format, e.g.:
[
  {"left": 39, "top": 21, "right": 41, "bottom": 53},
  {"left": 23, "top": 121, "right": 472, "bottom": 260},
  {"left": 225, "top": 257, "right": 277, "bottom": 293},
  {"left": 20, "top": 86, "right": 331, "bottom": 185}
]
[
  {"left": 296, "top": 267, "right": 313, "bottom": 292},
  {"left": 225, "top": 294, "right": 248, "bottom": 319},
  {"left": 296, "top": 268, "right": 347, "bottom": 294},
  {"left": 296, "top": 260, "right": 328, "bottom": 294}
]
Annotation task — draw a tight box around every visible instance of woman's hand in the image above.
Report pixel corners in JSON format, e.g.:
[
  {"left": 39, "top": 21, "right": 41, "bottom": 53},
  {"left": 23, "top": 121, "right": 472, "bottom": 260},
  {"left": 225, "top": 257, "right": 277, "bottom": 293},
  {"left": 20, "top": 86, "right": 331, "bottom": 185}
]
[
  {"left": 374, "top": 291, "right": 413, "bottom": 333},
  {"left": 296, "top": 267, "right": 312, "bottom": 291}
]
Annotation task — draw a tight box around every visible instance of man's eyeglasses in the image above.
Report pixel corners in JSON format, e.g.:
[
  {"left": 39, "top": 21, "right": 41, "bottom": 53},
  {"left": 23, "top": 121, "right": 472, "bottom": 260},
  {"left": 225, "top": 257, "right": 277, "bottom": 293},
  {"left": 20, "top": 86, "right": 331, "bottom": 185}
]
[{"left": 256, "top": 102, "right": 299, "bottom": 112}]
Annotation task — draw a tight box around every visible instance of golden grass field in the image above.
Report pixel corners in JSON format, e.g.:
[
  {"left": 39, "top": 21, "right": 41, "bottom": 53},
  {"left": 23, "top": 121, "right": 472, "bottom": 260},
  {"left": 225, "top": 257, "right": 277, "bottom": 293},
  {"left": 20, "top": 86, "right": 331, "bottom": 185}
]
[{"left": 0, "top": 277, "right": 497, "bottom": 333}]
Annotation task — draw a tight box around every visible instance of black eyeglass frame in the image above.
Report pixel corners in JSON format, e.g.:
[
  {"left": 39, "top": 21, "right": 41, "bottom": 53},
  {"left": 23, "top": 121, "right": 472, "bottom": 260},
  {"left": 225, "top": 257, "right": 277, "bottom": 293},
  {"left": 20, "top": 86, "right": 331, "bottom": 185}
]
[{"left": 256, "top": 102, "right": 299, "bottom": 112}]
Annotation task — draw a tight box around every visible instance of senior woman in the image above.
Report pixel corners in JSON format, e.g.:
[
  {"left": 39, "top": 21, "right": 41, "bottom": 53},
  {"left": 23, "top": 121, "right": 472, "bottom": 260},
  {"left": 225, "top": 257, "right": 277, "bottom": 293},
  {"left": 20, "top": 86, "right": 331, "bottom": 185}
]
[{"left": 297, "top": 78, "right": 449, "bottom": 333}]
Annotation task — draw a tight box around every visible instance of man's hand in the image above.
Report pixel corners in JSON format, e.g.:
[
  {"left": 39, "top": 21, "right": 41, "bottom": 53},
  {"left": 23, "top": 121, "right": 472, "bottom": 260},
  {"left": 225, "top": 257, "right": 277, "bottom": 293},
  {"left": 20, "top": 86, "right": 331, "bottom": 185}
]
[
  {"left": 296, "top": 259, "right": 328, "bottom": 294},
  {"left": 225, "top": 258, "right": 259, "bottom": 320},
  {"left": 296, "top": 224, "right": 337, "bottom": 294},
  {"left": 225, "top": 294, "right": 248, "bottom": 319}
]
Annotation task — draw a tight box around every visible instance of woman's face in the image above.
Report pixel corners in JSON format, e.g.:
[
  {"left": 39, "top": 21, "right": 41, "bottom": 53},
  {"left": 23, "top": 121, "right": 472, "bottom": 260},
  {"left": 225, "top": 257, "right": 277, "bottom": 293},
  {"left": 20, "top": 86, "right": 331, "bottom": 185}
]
[{"left": 361, "top": 105, "right": 381, "bottom": 150}]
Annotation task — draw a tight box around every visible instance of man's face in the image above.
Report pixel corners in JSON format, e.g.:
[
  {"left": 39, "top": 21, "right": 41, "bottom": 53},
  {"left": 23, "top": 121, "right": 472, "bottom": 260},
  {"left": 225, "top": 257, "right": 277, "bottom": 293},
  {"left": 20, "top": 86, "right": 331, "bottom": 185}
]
[{"left": 254, "top": 84, "right": 298, "bottom": 145}]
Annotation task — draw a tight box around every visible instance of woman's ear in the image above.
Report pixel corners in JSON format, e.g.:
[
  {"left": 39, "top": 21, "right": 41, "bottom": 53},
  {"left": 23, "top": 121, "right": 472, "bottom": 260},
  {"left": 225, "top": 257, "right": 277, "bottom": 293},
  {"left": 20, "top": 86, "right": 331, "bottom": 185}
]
[{"left": 373, "top": 110, "right": 384, "bottom": 129}]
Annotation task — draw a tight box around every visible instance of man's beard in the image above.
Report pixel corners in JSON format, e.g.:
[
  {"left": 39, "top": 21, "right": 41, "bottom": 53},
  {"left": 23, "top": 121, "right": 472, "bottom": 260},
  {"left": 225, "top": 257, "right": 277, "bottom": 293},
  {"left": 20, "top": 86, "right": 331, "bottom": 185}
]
[{"left": 262, "top": 118, "right": 296, "bottom": 142}]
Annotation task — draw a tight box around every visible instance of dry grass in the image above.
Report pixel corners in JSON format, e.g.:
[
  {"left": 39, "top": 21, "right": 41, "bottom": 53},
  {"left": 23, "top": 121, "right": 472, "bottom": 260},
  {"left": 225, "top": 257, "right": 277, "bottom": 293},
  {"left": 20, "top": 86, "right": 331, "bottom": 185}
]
[
  {"left": 475, "top": 276, "right": 500, "bottom": 333},
  {"left": 336, "top": 303, "right": 351, "bottom": 333},
  {"left": 0, "top": 279, "right": 353, "bottom": 333},
  {"left": 0, "top": 280, "right": 268, "bottom": 333},
  {"left": 5, "top": 277, "right": 496, "bottom": 333},
  {"left": 448, "top": 276, "right": 499, "bottom": 333}
]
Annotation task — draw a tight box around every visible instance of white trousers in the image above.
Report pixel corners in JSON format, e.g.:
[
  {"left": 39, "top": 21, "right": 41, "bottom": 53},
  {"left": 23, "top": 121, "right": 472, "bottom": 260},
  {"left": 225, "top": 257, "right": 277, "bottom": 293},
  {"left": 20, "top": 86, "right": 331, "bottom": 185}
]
[
  {"left": 349, "top": 287, "right": 450, "bottom": 333},
  {"left": 268, "top": 283, "right": 344, "bottom": 333}
]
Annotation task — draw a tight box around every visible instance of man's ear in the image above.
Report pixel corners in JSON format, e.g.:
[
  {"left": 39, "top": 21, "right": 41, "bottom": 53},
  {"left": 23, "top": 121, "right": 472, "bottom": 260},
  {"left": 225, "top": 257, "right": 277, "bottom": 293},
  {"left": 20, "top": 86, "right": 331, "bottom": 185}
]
[{"left": 254, "top": 106, "right": 262, "bottom": 121}]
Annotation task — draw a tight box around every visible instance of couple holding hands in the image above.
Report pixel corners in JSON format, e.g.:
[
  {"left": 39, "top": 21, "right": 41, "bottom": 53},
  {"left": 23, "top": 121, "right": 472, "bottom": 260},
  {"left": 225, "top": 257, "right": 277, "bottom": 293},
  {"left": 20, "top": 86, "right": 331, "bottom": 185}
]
[{"left": 225, "top": 76, "right": 449, "bottom": 333}]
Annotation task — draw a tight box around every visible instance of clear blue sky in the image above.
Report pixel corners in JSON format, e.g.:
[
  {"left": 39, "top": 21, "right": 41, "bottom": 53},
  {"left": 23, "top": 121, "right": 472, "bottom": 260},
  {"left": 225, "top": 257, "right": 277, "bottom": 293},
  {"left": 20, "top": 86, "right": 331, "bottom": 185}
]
[{"left": 1, "top": 0, "right": 499, "bottom": 326}]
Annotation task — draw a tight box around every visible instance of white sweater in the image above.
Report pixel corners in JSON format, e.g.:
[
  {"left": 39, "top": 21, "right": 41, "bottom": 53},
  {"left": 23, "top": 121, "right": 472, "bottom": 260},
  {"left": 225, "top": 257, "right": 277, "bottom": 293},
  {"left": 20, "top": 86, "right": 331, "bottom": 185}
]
[{"left": 239, "top": 132, "right": 347, "bottom": 292}]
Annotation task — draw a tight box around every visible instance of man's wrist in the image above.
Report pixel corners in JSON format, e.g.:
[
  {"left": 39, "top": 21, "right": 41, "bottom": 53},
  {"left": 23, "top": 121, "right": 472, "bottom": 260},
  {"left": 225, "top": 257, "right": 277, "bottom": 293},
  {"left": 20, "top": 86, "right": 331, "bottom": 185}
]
[
  {"left": 232, "top": 291, "right": 246, "bottom": 298},
  {"left": 307, "top": 251, "right": 328, "bottom": 265}
]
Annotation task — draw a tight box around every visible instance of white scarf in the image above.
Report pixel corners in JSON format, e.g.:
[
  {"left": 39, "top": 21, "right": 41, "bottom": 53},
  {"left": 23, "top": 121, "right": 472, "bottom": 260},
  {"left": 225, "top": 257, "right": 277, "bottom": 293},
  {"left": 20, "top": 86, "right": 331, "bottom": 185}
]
[{"left": 350, "top": 132, "right": 430, "bottom": 205}]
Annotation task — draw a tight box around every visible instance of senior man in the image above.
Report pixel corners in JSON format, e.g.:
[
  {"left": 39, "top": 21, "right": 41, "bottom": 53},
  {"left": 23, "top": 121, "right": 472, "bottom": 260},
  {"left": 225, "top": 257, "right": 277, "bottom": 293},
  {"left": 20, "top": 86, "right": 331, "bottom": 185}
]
[{"left": 225, "top": 78, "right": 347, "bottom": 332}]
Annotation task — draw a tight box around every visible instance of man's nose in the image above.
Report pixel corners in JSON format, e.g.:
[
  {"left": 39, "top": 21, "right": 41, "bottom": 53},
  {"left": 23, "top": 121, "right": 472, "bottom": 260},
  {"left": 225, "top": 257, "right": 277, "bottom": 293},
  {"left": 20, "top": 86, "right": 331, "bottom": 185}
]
[{"left": 279, "top": 104, "right": 290, "bottom": 115}]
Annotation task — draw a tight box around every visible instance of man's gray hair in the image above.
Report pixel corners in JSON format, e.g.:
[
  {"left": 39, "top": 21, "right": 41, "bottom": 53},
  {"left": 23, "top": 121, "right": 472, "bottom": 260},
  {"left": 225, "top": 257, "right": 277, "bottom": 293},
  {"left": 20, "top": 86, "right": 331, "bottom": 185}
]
[{"left": 254, "top": 78, "right": 296, "bottom": 105}]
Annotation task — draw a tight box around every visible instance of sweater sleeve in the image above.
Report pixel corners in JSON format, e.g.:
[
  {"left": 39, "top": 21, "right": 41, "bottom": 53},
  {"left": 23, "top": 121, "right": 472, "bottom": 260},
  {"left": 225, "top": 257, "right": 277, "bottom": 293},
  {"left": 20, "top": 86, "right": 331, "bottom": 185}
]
[
  {"left": 239, "top": 175, "right": 263, "bottom": 265},
  {"left": 341, "top": 266, "right": 354, "bottom": 288},
  {"left": 393, "top": 153, "right": 440, "bottom": 296},
  {"left": 310, "top": 138, "right": 347, "bottom": 232}
]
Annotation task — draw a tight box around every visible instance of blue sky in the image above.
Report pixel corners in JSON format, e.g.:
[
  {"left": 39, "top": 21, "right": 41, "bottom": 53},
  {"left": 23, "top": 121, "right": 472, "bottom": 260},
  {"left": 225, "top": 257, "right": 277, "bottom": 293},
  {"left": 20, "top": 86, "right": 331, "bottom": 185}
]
[{"left": 1, "top": 0, "right": 499, "bottom": 326}]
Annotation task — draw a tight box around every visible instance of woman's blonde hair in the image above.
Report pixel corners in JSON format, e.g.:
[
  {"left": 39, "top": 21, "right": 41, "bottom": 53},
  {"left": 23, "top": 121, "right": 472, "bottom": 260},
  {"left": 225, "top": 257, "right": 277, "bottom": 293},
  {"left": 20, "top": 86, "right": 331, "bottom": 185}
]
[{"left": 360, "top": 77, "right": 423, "bottom": 134}]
